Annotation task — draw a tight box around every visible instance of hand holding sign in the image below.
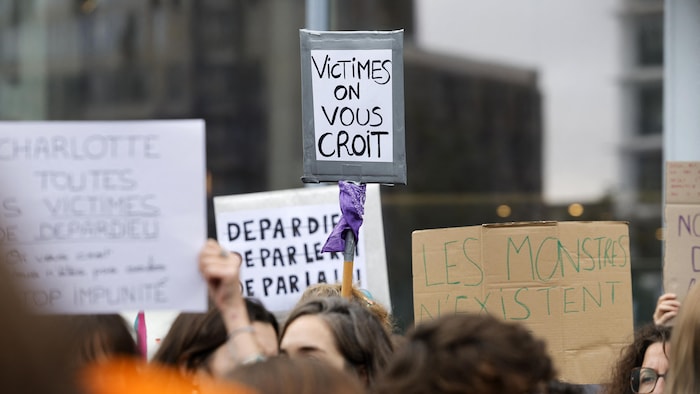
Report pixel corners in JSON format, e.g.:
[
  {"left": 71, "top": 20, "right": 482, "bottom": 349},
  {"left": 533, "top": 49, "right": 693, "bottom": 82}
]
[{"left": 653, "top": 293, "right": 680, "bottom": 326}]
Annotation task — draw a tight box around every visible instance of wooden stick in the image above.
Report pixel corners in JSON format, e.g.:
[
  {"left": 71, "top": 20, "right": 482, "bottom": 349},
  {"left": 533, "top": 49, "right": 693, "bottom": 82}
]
[{"left": 341, "top": 231, "right": 356, "bottom": 298}]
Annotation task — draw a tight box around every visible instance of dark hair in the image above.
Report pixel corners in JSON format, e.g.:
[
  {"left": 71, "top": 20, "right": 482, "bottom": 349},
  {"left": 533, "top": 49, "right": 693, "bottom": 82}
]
[
  {"left": 30, "top": 312, "right": 140, "bottom": 386},
  {"left": 603, "top": 323, "right": 671, "bottom": 394},
  {"left": 373, "top": 314, "right": 555, "bottom": 394},
  {"left": 153, "top": 298, "right": 278, "bottom": 372},
  {"left": 246, "top": 297, "right": 279, "bottom": 336},
  {"left": 281, "top": 296, "right": 394, "bottom": 387},
  {"left": 228, "top": 355, "right": 364, "bottom": 394},
  {"left": 61, "top": 314, "right": 139, "bottom": 366}
]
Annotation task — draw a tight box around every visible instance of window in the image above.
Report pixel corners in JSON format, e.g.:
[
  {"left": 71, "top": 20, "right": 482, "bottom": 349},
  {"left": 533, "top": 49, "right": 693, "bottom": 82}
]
[
  {"left": 636, "top": 15, "right": 663, "bottom": 66},
  {"left": 635, "top": 151, "right": 662, "bottom": 203},
  {"left": 636, "top": 84, "right": 663, "bottom": 135}
]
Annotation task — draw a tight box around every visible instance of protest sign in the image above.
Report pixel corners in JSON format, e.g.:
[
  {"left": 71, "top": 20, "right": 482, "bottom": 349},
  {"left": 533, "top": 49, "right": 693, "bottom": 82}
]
[
  {"left": 412, "top": 221, "right": 633, "bottom": 384},
  {"left": 214, "top": 184, "right": 390, "bottom": 313},
  {"left": 0, "top": 120, "right": 207, "bottom": 313},
  {"left": 299, "top": 29, "right": 406, "bottom": 184},
  {"left": 664, "top": 161, "right": 700, "bottom": 300}
]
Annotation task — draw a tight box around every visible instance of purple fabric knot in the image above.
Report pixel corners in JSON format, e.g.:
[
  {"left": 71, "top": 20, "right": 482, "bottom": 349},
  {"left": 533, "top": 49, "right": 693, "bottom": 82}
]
[{"left": 321, "top": 181, "right": 366, "bottom": 253}]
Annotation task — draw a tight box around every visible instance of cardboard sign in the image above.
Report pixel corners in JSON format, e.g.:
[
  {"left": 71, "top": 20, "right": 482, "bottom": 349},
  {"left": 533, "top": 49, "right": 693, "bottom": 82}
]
[
  {"left": 300, "top": 29, "right": 407, "bottom": 184},
  {"left": 412, "top": 221, "right": 633, "bottom": 384},
  {"left": 214, "top": 185, "right": 390, "bottom": 313},
  {"left": 0, "top": 120, "right": 208, "bottom": 313},
  {"left": 664, "top": 161, "right": 700, "bottom": 300}
]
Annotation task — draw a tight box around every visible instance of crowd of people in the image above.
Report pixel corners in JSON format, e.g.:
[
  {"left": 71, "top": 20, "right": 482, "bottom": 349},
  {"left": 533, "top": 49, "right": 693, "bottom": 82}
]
[{"left": 0, "top": 237, "right": 698, "bottom": 394}]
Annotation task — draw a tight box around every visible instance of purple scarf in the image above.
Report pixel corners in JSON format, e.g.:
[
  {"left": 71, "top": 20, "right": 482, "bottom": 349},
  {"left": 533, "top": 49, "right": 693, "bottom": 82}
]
[{"left": 322, "top": 181, "right": 366, "bottom": 253}]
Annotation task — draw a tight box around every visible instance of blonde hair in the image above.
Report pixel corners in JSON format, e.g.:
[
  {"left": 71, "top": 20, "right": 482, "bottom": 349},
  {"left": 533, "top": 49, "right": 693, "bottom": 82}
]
[
  {"left": 298, "top": 283, "right": 394, "bottom": 333},
  {"left": 667, "top": 284, "right": 700, "bottom": 393}
]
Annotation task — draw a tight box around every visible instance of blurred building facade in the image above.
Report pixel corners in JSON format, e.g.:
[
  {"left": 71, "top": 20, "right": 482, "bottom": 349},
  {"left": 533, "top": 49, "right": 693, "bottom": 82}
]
[
  {"left": 617, "top": 0, "right": 664, "bottom": 322},
  {"left": 382, "top": 48, "right": 544, "bottom": 327},
  {"left": 4, "top": 0, "right": 642, "bottom": 329},
  {"left": 413, "top": 0, "right": 666, "bottom": 327},
  {"left": 0, "top": 0, "right": 271, "bottom": 199}
]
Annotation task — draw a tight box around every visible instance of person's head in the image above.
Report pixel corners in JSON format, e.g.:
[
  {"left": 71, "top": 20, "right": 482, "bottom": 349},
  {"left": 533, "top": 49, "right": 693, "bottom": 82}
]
[
  {"left": 227, "top": 355, "right": 364, "bottom": 394},
  {"left": 153, "top": 298, "right": 278, "bottom": 373},
  {"left": 298, "top": 283, "right": 394, "bottom": 333},
  {"left": 279, "top": 296, "right": 393, "bottom": 388},
  {"left": 373, "top": 314, "right": 555, "bottom": 394},
  {"left": 667, "top": 284, "right": 700, "bottom": 393},
  {"left": 61, "top": 314, "right": 139, "bottom": 367},
  {"left": 605, "top": 323, "right": 671, "bottom": 394},
  {"left": 29, "top": 313, "right": 141, "bottom": 393}
]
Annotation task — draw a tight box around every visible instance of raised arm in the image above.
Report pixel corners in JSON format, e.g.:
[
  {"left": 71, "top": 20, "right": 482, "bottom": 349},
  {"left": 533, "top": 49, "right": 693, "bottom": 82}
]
[
  {"left": 653, "top": 292, "right": 681, "bottom": 326},
  {"left": 198, "top": 239, "right": 265, "bottom": 376}
]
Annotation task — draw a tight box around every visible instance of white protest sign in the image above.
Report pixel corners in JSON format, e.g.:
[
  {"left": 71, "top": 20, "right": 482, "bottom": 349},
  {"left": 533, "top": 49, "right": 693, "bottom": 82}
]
[
  {"left": 214, "top": 185, "right": 391, "bottom": 313},
  {"left": 312, "top": 49, "right": 393, "bottom": 163},
  {"left": 0, "top": 120, "right": 207, "bottom": 313},
  {"left": 300, "top": 30, "right": 406, "bottom": 184}
]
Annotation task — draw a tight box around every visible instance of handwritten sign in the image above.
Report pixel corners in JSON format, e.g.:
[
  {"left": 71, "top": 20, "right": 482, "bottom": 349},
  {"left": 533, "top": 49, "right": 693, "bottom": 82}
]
[
  {"left": 300, "top": 30, "right": 406, "bottom": 184},
  {"left": 214, "top": 185, "right": 391, "bottom": 313},
  {"left": 664, "top": 161, "right": 700, "bottom": 300},
  {"left": 412, "top": 221, "right": 633, "bottom": 384},
  {"left": 0, "top": 121, "right": 207, "bottom": 313},
  {"left": 311, "top": 49, "right": 393, "bottom": 163}
]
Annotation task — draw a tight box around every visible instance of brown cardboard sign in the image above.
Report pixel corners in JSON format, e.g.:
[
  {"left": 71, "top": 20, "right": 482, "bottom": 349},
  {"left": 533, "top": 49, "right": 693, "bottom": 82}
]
[
  {"left": 664, "top": 161, "right": 700, "bottom": 301},
  {"left": 412, "top": 221, "right": 633, "bottom": 384}
]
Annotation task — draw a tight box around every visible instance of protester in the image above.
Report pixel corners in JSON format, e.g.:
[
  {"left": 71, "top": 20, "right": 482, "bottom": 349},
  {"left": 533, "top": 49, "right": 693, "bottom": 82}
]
[
  {"left": 372, "top": 313, "right": 555, "bottom": 394},
  {"left": 198, "top": 238, "right": 394, "bottom": 389},
  {"left": 653, "top": 293, "right": 680, "bottom": 326},
  {"left": 27, "top": 310, "right": 141, "bottom": 392},
  {"left": 48, "top": 314, "right": 140, "bottom": 368},
  {"left": 298, "top": 282, "right": 394, "bottom": 333},
  {"left": 84, "top": 239, "right": 279, "bottom": 394},
  {"left": 152, "top": 297, "right": 278, "bottom": 376},
  {"left": 667, "top": 284, "right": 700, "bottom": 393},
  {"left": 228, "top": 355, "right": 365, "bottom": 394},
  {"left": 280, "top": 296, "right": 394, "bottom": 389},
  {"left": 604, "top": 323, "right": 671, "bottom": 394},
  {"left": 0, "top": 245, "right": 80, "bottom": 393}
]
